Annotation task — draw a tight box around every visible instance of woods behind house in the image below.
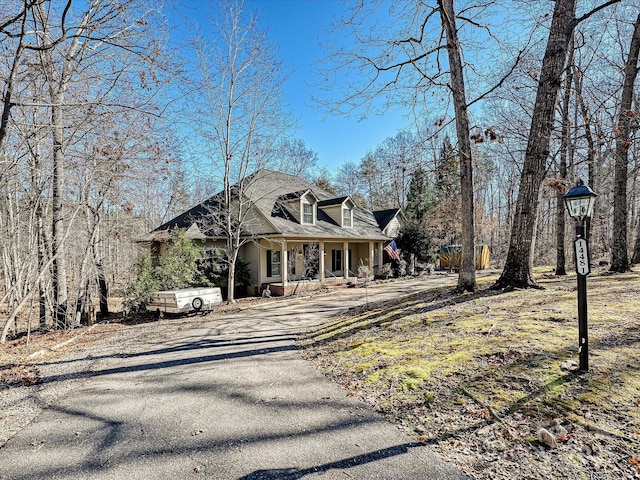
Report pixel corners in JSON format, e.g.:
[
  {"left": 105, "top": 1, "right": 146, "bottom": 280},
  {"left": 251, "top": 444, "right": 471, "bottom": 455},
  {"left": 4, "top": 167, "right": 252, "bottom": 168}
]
[{"left": 1, "top": 1, "right": 639, "bottom": 341}]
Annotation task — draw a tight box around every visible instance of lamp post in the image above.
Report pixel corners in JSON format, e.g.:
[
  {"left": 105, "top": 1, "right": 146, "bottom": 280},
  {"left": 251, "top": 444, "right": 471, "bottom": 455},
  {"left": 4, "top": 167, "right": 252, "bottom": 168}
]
[{"left": 563, "top": 179, "right": 597, "bottom": 373}]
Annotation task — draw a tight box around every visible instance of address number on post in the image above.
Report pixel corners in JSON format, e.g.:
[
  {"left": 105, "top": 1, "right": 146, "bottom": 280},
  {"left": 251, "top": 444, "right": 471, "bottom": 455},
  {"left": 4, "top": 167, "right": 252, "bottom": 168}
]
[{"left": 574, "top": 238, "right": 590, "bottom": 276}]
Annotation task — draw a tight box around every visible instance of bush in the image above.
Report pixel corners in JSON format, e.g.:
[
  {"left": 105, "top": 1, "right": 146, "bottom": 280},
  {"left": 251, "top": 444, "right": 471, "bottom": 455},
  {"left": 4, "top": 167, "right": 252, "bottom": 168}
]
[
  {"left": 394, "top": 258, "right": 408, "bottom": 278},
  {"left": 155, "top": 231, "right": 210, "bottom": 290},
  {"left": 124, "top": 230, "right": 211, "bottom": 311},
  {"left": 378, "top": 263, "right": 393, "bottom": 279},
  {"left": 198, "top": 252, "right": 252, "bottom": 289},
  {"left": 123, "top": 252, "right": 160, "bottom": 312}
]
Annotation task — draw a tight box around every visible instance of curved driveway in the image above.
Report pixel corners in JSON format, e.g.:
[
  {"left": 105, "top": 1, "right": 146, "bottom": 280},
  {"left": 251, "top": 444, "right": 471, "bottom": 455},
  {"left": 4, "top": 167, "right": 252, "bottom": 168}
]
[{"left": 1, "top": 275, "right": 470, "bottom": 480}]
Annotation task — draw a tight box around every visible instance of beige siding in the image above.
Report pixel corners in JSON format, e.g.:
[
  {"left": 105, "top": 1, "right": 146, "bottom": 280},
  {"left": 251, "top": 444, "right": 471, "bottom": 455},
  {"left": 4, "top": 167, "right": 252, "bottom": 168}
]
[
  {"left": 321, "top": 205, "right": 342, "bottom": 225},
  {"left": 287, "top": 200, "right": 302, "bottom": 223},
  {"left": 243, "top": 204, "right": 278, "bottom": 235},
  {"left": 260, "top": 239, "right": 284, "bottom": 285},
  {"left": 352, "top": 243, "right": 369, "bottom": 266},
  {"left": 241, "top": 242, "right": 260, "bottom": 288},
  {"left": 383, "top": 216, "right": 404, "bottom": 237}
]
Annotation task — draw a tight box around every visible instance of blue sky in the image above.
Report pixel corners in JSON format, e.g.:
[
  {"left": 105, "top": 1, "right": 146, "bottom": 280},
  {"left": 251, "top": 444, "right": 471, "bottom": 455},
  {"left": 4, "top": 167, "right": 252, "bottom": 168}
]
[
  {"left": 248, "top": 0, "right": 410, "bottom": 171},
  {"left": 170, "top": 0, "right": 411, "bottom": 172}
]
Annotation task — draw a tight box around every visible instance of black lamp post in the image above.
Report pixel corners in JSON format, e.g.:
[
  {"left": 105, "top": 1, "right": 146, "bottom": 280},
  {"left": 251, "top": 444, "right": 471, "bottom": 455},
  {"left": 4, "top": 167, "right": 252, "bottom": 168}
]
[{"left": 563, "top": 179, "right": 597, "bottom": 373}]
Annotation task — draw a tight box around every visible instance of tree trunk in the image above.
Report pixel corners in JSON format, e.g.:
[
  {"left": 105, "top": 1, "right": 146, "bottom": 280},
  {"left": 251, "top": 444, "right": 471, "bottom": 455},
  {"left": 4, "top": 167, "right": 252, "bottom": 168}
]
[
  {"left": 632, "top": 218, "right": 640, "bottom": 264},
  {"left": 610, "top": 13, "right": 640, "bottom": 273},
  {"left": 51, "top": 97, "right": 69, "bottom": 328},
  {"left": 0, "top": 9, "right": 27, "bottom": 154},
  {"left": 574, "top": 67, "right": 598, "bottom": 254},
  {"left": 555, "top": 40, "right": 575, "bottom": 276},
  {"left": 440, "top": 0, "right": 475, "bottom": 292},
  {"left": 494, "top": 0, "right": 578, "bottom": 289},
  {"left": 97, "top": 262, "right": 109, "bottom": 317},
  {"left": 37, "top": 203, "right": 48, "bottom": 329}
]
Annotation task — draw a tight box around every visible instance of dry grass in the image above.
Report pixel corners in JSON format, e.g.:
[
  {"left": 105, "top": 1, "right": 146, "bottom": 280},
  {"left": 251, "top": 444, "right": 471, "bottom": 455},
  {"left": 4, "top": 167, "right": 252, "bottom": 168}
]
[{"left": 301, "top": 268, "right": 640, "bottom": 479}]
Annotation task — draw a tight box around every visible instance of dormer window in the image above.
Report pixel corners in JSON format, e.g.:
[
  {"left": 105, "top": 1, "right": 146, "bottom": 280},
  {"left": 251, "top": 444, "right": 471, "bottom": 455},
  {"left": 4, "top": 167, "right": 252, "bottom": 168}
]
[
  {"left": 277, "top": 189, "right": 318, "bottom": 225},
  {"left": 342, "top": 207, "right": 352, "bottom": 227},
  {"left": 303, "top": 203, "right": 314, "bottom": 224},
  {"left": 318, "top": 196, "right": 355, "bottom": 228}
]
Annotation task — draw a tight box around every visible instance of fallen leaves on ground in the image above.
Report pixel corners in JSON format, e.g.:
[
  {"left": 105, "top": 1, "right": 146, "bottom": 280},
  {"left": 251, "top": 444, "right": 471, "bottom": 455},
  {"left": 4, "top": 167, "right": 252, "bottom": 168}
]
[{"left": 300, "top": 269, "right": 640, "bottom": 479}]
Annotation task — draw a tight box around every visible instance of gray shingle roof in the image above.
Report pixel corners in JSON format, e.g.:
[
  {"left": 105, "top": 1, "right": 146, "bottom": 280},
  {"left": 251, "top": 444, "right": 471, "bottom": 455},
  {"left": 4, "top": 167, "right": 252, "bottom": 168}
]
[
  {"left": 143, "top": 169, "right": 393, "bottom": 242},
  {"left": 373, "top": 208, "right": 402, "bottom": 231}
]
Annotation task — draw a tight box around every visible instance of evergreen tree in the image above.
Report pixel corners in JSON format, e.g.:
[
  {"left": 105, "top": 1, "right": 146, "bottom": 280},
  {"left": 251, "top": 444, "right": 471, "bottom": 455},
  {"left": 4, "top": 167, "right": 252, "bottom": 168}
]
[
  {"left": 428, "top": 136, "right": 461, "bottom": 245},
  {"left": 405, "top": 165, "right": 433, "bottom": 224}
]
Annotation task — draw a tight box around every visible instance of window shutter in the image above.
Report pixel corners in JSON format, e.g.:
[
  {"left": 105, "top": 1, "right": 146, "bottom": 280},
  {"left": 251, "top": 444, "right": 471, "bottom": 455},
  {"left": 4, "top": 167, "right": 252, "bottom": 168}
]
[{"left": 267, "top": 250, "right": 272, "bottom": 277}]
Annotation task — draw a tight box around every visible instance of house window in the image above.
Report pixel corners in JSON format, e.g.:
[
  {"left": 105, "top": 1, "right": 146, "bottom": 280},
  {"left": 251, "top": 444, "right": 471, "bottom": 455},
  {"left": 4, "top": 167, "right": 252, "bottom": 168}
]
[
  {"left": 342, "top": 207, "right": 352, "bottom": 227},
  {"left": 267, "top": 250, "right": 281, "bottom": 277},
  {"left": 331, "top": 250, "right": 342, "bottom": 271},
  {"left": 302, "top": 203, "right": 314, "bottom": 224}
]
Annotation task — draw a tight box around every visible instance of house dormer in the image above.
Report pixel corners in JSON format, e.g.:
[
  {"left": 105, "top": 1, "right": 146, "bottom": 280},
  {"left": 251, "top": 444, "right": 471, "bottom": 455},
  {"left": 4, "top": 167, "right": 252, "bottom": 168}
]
[
  {"left": 318, "top": 196, "right": 355, "bottom": 228},
  {"left": 300, "top": 191, "right": 317, "bottom": 225},
  {"left": 277, "top": 189, "right": 318, "bottom": 225}
]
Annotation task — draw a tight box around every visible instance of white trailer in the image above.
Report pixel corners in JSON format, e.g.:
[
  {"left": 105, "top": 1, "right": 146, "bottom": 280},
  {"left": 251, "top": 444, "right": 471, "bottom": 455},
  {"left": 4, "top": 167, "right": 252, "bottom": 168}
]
[{"left": 147, "top": 287, "right": 223, "bottom": 314}]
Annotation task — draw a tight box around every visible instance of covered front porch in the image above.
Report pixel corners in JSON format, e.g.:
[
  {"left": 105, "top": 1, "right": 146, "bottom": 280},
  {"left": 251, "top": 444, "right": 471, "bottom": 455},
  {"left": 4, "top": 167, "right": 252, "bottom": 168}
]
[{"left": 259, "top": 238, "right": 386, "bottom": 296}]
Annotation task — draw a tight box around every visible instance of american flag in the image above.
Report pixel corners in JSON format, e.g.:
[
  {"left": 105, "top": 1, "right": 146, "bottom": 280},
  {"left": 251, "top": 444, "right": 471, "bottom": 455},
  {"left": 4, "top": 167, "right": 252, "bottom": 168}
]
[{"left": 384, "top": 240, "right": 400, "bottom": 260}]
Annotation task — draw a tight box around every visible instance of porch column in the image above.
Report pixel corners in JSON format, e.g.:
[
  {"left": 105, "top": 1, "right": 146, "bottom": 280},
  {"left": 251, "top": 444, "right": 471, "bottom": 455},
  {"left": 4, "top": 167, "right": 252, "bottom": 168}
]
[
  {"left": 281, "top": 240, "right": 288, "bottom": 287},
  {"left": 319, "top": 241, "right": 325, "bottom": 281},
  {"left": 343, "top": 241, "right": 349, "bottom": 278},
  {"left": 377, "top": 241, "right": 383, "bottom": 273},
  {"left": 369, "top": 241, "right": 375, "bottom": 278},
  {"left": 258, "top": 241, "right": 265, "bottom": 290}
]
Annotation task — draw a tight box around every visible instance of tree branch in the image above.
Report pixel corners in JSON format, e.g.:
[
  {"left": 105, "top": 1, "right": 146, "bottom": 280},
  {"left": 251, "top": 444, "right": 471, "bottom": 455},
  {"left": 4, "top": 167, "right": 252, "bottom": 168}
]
[{"left": 574, "top": 0, "right": 621, "bottom": 26}]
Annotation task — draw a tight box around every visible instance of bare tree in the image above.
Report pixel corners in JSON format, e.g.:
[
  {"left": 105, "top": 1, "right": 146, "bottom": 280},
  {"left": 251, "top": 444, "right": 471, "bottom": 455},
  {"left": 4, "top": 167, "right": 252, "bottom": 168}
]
[
  {"left": 0, "top": 0, "right": 175, "bottom": 341},
  {"left": 270, "top": 137, "right": 319, "bottom": 180},
  {"left": 554, "top": 40, "right": 575, "bottom": 276},
  {"left": 610, "top": 12, "right": 640, "bottom": 272},
  {"left": 335, "top": 160, "right": 366, "bottom": 202},
  {"left": 494, "top": 0, "right": 620, "bottom": 289},
  {"left": 317, "top": 2, "right": 531, "bottom": 292},
  {"left": 439, "top": 0, "right": 475, "bottom": 291},
  {"left": 190, "top": 0, "right": 291, "bottom": 303}
]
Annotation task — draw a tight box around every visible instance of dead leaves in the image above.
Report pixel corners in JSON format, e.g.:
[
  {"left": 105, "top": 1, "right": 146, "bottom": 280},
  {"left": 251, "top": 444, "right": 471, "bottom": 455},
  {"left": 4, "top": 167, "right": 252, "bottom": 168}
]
[
  {"left": 304, "top": 273, "right": 640, "bottom": 479},
  {"left": 0, "top": 364, "right": 40, "bottom": 387}
]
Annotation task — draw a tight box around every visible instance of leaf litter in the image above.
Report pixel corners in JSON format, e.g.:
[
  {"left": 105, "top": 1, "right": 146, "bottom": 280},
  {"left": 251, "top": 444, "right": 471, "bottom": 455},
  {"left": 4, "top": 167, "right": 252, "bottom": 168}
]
[{"left": 299, "top": 269, "right": 640, "bottom": 479}]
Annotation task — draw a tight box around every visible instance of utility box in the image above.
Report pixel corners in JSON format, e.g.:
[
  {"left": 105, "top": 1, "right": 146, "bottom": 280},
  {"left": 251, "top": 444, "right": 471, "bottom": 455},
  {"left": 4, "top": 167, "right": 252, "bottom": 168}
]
[{"left": 147, "top": 287, "right": 223, "bottom": 314}]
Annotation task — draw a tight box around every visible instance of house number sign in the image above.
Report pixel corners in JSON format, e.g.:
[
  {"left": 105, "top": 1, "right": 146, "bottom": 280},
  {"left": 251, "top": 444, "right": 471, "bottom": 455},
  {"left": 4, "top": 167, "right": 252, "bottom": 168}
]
[{"left": 574, "top": 238, "right": 590, "bottom": 276}]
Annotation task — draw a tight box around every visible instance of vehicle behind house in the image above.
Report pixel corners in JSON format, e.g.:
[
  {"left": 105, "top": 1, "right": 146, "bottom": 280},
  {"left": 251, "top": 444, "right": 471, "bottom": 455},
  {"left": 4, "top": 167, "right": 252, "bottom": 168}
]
[{"left": 147, "top": 287, "right": 223, "bottom": 314}]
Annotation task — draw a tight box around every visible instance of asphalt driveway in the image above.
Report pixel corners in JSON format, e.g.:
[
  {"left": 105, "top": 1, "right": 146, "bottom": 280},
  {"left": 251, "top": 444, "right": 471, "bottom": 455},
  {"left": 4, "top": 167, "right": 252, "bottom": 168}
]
[{"left": 1, "top": 276, "right": 470, "bottom": 479}]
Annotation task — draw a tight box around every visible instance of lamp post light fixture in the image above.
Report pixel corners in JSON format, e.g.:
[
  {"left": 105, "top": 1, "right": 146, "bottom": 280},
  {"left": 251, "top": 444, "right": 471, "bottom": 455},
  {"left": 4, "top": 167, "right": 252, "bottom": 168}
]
[{"left": 563, "top": 179, "right": 597, "bottom": 373}]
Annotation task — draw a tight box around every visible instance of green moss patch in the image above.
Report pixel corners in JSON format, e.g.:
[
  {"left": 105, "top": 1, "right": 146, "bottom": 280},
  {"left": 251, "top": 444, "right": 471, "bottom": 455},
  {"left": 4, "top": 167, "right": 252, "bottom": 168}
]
[{"left": 300, "top": 269, "right": 640, "bottom": 479}]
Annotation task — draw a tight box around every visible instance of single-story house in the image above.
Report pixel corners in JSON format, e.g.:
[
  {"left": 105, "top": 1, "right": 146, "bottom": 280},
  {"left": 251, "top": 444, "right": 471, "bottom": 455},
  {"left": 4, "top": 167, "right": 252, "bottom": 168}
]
[{"left": 139, "top": 169, "right": 405, "bottom": 296}]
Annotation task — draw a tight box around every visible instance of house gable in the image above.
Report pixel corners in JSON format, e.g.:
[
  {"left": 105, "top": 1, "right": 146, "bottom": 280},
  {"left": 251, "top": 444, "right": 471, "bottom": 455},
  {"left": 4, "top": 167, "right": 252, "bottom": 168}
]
[
  {"left": 373, "top": 208, "right": 406, "bottom": 238},
  {"left": 318, "top": 197, "right": 355, "bottom": 228},
  {"left": 276, "top": 189, "right": 319, "bottom": 226}
]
